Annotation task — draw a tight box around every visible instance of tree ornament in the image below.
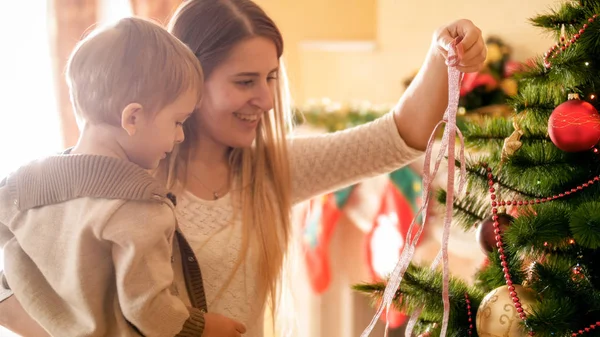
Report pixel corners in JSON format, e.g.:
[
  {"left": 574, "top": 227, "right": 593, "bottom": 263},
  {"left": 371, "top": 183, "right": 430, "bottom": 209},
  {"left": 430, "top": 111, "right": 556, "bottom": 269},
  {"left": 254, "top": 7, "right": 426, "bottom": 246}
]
[
  {"left": 476, "top": 213, "right": 514, "bottom": 254},
  {"left": 476, "top": 285, "right": 537, "bottom": 337},
  {"left": 417, "top": 323, "right": 438, "bottom": 337},
  {"left": 548, "top": 93, "right": 600, "bottom": 152},
  {"left": 501, "top": 117, "right": 524, "bottom": 162},
  {"left": 571, "top": 263, "right": 586, "bottom": 283},
  {"left": 526, "top": 261, "right": 540, "bottom": 284}
]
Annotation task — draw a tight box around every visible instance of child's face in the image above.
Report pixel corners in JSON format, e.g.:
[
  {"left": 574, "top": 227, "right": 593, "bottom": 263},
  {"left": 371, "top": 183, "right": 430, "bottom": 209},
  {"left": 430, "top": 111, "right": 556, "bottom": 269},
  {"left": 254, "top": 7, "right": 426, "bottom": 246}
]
[{"left": 126, "top": 89, "right": 198, "bottom": 170}]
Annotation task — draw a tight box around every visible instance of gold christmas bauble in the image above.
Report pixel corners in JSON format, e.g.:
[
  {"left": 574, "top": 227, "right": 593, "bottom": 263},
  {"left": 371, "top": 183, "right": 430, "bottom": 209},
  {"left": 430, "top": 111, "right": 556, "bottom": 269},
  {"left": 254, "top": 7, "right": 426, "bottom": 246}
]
[
  {"left": 485, "top": 43, "right": 503, "bottom": 64},
  {"left": 500, "top": 78, "right": 518, "bottom": 97},
  {"left": 476, "top": 285, "right": 537, "bottom": 337}
]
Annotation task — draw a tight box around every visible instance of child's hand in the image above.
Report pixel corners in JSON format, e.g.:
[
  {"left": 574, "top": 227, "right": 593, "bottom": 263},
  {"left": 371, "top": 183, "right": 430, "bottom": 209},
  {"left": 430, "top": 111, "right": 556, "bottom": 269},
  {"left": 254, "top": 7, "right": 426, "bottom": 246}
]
[{"left": 202, "top": 312, "right": 247, "bottom": 337}]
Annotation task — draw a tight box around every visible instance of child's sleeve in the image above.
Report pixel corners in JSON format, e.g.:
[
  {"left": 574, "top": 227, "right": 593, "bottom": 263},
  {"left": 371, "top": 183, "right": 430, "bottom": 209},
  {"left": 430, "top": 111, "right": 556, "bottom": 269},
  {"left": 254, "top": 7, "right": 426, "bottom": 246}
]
[{"left": 103, "top": 200, "right": 204, "bottom": 337}]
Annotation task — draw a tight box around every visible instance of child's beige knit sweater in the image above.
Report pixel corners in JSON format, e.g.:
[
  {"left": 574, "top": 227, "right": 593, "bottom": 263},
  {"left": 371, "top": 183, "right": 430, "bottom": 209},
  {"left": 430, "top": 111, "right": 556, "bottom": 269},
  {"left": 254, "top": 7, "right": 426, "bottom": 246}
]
[{"left": 0, "top": 154, "right": 206, "bottom": 337}]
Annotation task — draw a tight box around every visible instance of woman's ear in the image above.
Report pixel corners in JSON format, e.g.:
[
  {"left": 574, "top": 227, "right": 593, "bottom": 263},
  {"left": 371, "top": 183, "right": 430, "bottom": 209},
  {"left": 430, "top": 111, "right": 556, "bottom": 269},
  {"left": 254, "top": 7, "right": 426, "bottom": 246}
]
[{"left": 120, "top": 103, "right": 144, "bottom": 136}]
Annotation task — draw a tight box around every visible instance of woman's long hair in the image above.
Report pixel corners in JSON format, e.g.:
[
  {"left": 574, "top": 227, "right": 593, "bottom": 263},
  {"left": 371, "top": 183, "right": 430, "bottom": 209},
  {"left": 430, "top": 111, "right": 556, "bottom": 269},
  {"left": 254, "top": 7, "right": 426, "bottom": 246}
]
[{"left": 160, "top": 0, "right": 294, "bottom": 323}]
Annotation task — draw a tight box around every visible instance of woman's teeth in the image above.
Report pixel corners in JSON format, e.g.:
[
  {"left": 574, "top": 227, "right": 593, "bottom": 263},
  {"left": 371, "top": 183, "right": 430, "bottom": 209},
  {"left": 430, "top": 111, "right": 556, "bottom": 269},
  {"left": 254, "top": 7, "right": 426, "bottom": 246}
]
[{"left": 234, "top": 113, "right": 259, "bottom": 122}]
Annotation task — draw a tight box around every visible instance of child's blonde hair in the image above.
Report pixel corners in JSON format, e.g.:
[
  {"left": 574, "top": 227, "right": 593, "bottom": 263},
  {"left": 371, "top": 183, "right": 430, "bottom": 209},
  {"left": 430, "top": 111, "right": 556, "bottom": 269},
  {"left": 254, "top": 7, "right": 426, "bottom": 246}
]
[{"left": 66, "top": 17, "right": 203, "bottom": 126}]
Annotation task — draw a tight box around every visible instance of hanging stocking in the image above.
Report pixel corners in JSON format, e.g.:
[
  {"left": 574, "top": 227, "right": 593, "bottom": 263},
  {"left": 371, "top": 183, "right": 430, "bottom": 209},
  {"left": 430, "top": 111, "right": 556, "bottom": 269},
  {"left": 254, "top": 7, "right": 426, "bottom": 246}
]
[
  {"left": 365, "top": 180, "right": 423, "bottom": 328},
  {"left": 301, "top": 194, "right": 342, "bottom": 294}
]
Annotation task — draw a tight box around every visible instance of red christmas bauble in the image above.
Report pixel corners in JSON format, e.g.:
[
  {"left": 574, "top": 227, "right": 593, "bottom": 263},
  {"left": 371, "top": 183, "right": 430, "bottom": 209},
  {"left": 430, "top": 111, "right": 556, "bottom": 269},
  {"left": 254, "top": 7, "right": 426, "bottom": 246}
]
[
  {"left": 548, "top": 96, "right": 600, "bottom": 152},
  {"left": 476, "top": 213, "right": 514, "bottom": 254}
]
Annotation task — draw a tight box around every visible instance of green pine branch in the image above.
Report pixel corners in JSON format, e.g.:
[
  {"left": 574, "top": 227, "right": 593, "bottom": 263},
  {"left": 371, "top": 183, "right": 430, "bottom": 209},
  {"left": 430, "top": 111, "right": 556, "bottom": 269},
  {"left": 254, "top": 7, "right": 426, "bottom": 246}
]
[
  {"left": 500, "top": 144, "right": 583, "bottom": 196},
  {"left": 436, "top": 189, "right": 488, "bottom": 231},
  {"left": 475, "top": 250, "right": 525, "bottom": 293},
  {"left": 570, "top": 201, "right": 600, "bottom": 248},
  {"left": 461, "top": 117, "right": 513, "bottom": 151},
  {"left": 530, "top": 2, "right": 587, "bottom": 31},
  {"left": 530, "top": 1, "right": 600, "bottom": 40},
  {"left": 526, "top": 253, "right": 600, "bottom": 336},
  {"left": 353, "top": 264, "right": 486, "bottom": 337},
  {"left": 502, "top": 203, "right": 572, "bottom": 252}
]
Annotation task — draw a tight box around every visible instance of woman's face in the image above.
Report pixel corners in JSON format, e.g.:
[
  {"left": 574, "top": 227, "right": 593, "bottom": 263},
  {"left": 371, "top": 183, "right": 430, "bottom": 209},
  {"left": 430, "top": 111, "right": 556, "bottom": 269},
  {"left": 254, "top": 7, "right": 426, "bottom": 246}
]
[{"left": 194, "top": 36, "right": 280, "bottom": 149}]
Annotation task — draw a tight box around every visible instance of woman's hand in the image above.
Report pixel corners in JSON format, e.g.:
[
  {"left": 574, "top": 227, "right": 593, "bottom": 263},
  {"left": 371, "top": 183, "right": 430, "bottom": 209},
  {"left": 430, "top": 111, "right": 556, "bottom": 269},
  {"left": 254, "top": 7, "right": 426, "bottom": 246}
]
[
  {"left": 392, "top": 19, "right": 487, "bottom": 151},
  {"left": 433, "top": 19, "right": 487, "bottom": 73}
]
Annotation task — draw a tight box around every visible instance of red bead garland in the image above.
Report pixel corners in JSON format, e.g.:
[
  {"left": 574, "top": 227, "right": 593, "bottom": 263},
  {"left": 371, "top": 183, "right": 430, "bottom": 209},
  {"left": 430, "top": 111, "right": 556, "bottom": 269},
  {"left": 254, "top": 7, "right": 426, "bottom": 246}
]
[
  {"left": 544, "top": 14, "right": 598, "bottom": 69},
  {"left": 571, "top": 322, "right": 600, "bottom": 337},
  {"left": 465, "top": 293, "right": 473, "bottom": 336},
  {"left": 484, "top": 163, "right": 533, "bottom": 335},
  {"left": 483, "top": 160, "right": 600, "bottom": 336},
  {"left": 497, "top": 176, "right": 600, "bottom": 207}
]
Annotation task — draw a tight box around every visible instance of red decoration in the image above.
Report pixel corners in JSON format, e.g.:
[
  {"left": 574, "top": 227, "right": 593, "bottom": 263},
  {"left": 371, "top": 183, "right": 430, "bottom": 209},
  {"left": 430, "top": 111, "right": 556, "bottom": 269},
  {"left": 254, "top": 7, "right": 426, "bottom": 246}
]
[
  {"left": 465, "top": 293, "right": 474, "bottom": 336},
  {"left": 476, "top": 213, "right": 514, "bottom": 254},
  {"left": 548, "top": 94, "right": 600, "bottom": 152},
  {"left": 571, "top": 264, "right": 586, "bottom": 282},
  {"left": 480, "top": 257, "right": 491, "bottom": 270},
  {"left": 300, "top": 194, "right": 341, "bottom": 294},
  {"left": 571, "top": 322, "right": 600, "bottom": 336},
  {"left": 543, "top": 14, "right": 597, "bottom": 69},
  {"left": 460, "top": 72, "right": 498, "bottom": 97},
  {"left": 504, "top": 60, "right": 524, "bottom": 77}
]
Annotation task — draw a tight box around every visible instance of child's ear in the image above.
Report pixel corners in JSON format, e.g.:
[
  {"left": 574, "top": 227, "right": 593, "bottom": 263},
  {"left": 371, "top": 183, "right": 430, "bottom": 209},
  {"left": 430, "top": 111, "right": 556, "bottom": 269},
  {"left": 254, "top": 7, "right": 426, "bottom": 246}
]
[{"left": 121, "top": 103, "right": 144, "bottom": 136}]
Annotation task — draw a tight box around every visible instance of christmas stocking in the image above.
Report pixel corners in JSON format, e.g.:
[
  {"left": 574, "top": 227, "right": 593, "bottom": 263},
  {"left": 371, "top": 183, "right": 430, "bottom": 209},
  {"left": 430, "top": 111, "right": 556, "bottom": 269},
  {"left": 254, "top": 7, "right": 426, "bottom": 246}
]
[
  {"left": 301, "top": 193, "right": 342, "bottom": 294},
  {"left": 365, "top": 168, "right": 424, "bottom": 328}
]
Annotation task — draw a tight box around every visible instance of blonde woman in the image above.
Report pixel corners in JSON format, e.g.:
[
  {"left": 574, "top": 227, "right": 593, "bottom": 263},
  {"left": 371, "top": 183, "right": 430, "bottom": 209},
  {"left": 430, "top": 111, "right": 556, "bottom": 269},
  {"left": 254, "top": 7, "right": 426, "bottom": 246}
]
[{"left": 161, "top": 0, "right": 486, "bottom": 336}]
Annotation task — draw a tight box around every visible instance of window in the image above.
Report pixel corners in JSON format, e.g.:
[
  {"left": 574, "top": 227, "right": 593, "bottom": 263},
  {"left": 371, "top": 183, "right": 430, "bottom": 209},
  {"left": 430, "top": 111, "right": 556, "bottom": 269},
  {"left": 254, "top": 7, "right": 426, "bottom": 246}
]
[{"left": 0, "top": 1, "right": 62, "bottom": 179}]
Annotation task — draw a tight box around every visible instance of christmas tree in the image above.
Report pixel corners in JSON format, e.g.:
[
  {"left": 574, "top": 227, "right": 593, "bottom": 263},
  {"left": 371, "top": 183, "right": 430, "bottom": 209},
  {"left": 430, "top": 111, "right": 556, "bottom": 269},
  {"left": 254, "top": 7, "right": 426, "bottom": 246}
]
[{"left": 354, "top": 1, "right": 600, "bottom": 336}]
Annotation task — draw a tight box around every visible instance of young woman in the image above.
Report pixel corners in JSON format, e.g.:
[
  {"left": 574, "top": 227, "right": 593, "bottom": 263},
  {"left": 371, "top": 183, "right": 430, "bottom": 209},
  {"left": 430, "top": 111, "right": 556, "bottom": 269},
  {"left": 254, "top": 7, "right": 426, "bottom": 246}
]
[{"left": 162, "top": 0, "right": 486, "bottom": 336}]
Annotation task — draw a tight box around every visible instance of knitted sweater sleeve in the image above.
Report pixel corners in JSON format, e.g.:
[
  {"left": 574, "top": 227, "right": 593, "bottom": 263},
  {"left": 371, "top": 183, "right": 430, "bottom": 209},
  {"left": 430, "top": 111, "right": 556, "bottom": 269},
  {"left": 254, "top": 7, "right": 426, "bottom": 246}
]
[
  {"left": 289, "top": 112, "right": 424, "bottom": 204},
  {"left": 103, "top": 200, "right": 204, "bottom": 337}
]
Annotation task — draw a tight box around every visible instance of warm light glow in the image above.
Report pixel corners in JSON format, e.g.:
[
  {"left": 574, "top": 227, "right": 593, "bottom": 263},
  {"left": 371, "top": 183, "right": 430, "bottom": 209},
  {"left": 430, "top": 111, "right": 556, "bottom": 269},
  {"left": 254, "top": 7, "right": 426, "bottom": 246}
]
[
  {"left": 0, "top": 5, "right": 63, "bottom": 336},
  {"left": 0, "top": 2, "right": 62, "bottom": 179},
  {"left": 591, "top": 94, "right": 596, "bottom": 100},
  {"left": 370, "top": 212, "right": 404, "bottom": 278}
]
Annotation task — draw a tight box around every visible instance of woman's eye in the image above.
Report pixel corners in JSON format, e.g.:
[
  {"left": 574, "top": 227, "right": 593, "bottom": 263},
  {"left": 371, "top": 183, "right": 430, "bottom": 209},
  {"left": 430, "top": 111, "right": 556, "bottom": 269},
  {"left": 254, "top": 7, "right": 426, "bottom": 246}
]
[{"left": 237, "top": 80, "right": 254, "bottom": 87}]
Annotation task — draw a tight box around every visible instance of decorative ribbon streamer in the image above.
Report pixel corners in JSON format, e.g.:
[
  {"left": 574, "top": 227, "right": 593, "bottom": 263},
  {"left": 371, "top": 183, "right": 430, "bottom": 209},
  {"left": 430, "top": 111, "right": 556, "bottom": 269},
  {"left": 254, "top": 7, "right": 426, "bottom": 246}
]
[{"left": 361, "top": 37, "right": 466, "bottom": 337}]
